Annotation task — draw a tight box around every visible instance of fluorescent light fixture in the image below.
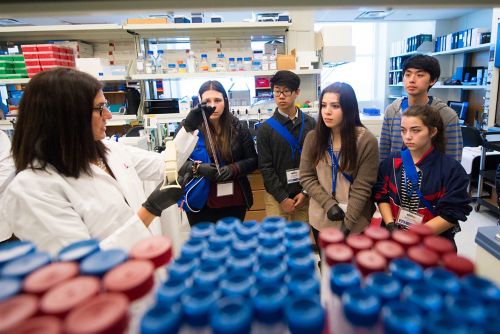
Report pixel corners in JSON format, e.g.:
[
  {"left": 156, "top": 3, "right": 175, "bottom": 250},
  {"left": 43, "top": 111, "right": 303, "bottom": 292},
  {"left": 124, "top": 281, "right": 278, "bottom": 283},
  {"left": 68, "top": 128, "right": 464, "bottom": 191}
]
[
  {"left": 0, "top": 18, "right": 21, "bottom": 26},
  {"left": 355, "top": 10, "right": 393, "bottom": 20}
]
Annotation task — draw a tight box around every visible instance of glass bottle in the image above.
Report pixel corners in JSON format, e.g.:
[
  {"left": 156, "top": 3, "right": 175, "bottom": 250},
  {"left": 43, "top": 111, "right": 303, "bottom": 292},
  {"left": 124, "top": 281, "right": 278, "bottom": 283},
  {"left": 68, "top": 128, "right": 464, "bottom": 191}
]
[{"left": 199, "top": 54, "right": 209, "bottom": 72}]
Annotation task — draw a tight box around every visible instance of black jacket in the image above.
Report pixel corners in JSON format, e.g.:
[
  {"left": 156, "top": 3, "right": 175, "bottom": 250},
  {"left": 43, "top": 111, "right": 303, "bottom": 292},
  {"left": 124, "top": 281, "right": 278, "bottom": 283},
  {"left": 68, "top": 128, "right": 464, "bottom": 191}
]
[
  {"left": 179, "top": 115, "right": 258, "bottom": 209},
  {"left": 256, "top": 108, "right": 316, "bottom": 203}
]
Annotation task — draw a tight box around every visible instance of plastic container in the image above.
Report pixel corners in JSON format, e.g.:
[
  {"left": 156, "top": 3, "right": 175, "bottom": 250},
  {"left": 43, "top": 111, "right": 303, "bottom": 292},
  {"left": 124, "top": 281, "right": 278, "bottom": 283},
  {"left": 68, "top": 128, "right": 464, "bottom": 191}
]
[
  {"left": 216, "top": 53, "right": 227, "bottom": 72},
  {"left": 235, "top": 220, "right": 260, "bottom": 241},
  {"left": 285, "top": 296, "right": 325, "bottom": 334},
  {"left": 178, "top": 63, "right": 187, "bottom": 73},
  {"left": 408, "top": 224, "right": 434, "bottom": 238},
  {"left": 445, "top": 295, "right": 487, "bottom": 327},
  {"left": 0, "top": 278, "right": 22, "bottom": 302},
  {"left": 341, "top": 288, "right": 381, "bottom": 333},
  {"left": 373, "top": 240, "right": 405, "bottom": 261},
  {"left": 318, "top": 227, "right": 344, "bottom": 249},
  {"left": 236, "top": 57, "right": 244, "bottom": 71},
  {"left": 287, "top": 271, "right": 320, "bottom": 297},
  {"left": 285, "top": 233, "right": 312, "bottom": 252},
  {"left": 255, "top": 258, "right": 287, "bottom": 285},
  {"left": 167, "top": 256, "right": 199, "bottom": 282},
  {"left": 423, "top": 235, "right": 455, "bottom": 256},
  {"left": 57, "top": 239, "right": 100, "bottom": 262},
  {"left": 252, "top": 284, "right": 288, "bottom": 334},
  {"left": 287, "top": 248, "right": 315, "bottom": 273},
  {"left": 389, "top": 258, "right": 424, "bottom": 285},
  {"left": 80, "top": 248, "right": 128, "bottom": 277},
  {"left": 346, "top": 234, "right": 373, "bottom": 254},
  {"left": 365, "top": 272, "right": 402, "bottom": 304},
  {"left": 130, "top": 235, "right": 173, "bottom": 269},
  {"left": 0, "top": 294, "right": 39, "bottom": 333},
  {"left": 407, "top": 246, "right": 440, "bottom": 269},
  {"left": 193, "top": 262, "right": 225, "bottom": 289},
  {"left": 155, "top": 50, "right": 165, "bottom": 74},
  {"left": 364, "top": 226, "right": 390, "bottom": 242},
  {"left": 382, "top": 300, "right": 423, "bottom": 334},
  {"left": 17, "top": 316, "right": 63, "bottom": 334},
  {"left": 190, "top": 222, "right": 215, "bottom": 240},
  {"left": 180, "top": 238, "right": 207, "bottom": 260},
  {"left": 216, "top": 216, "right": 241, "bottom": 232},
  {"left": 140, "top": 302, "right": 182, "bottom": 334},
  {"left": 168, "top": 63, "right": 177, "bottom": 73},
  {"left": 424, "top": 267, "right": 461, "bottom": 296},
  {"left": 39, "top": 276, "right": 100, "bottom": 317},
  {"left": 424, "top": 312, "right": 471, "bottom": 334},
  {"left": 243, "top": 57, "right": 252, "bottom": 71},
  {"left": 64, "top": 293, "right": 129, "bottom": 334},
  {"left": 461, "top": 275, "right": 500, "bottom": 305},
  {"left": 402, "top": 282, "right": 443, "bottom": 315},
  {"left": 442, "top": 253, "right": 475, "bottom": 277},
  {"left": 210, "top": 297, "right": 252, "bottom": 334},
  {"left": 156, "top": 277, "right": 188, "bottom": 305},
  {"left": 355, "top": 250, "right": 387, "bottom": 276},
  {"left": 199, "top": 54, "right": 209, "bottom": 72},
  {"left": 325, "top": 243, "right": 353, "bottom": 267},
  {"left": 145, "top": 50, "right": 156, "bottom": 74},
  {"left": 181, "top": 286, "right": 220, "bottom": 332},
  {"left": 220, "top": 271, "right": 255, "bottom": 298},
  {"left": 201, "top": 242, "right": 230, "bottom": 265},
  {"left": 0, "top": 240, "right": 36, "bottom": 270},
  {"left": 391, "top": 230, "right": 420, "bottom": 250},
  {"left": 23, "top": 262, "right": 79, "bottom": 296},
  {"left": 226, "top": 250, "right": 255, "bottom": 273},
  {"left": 0, "top": 251, "right": 51, "bottom": 279},
  {"left": 228, "top": 57, "right": 237, "bottom": 72},
  {"left": 285, "top": 221, "right": 310, "bottom": 239}
]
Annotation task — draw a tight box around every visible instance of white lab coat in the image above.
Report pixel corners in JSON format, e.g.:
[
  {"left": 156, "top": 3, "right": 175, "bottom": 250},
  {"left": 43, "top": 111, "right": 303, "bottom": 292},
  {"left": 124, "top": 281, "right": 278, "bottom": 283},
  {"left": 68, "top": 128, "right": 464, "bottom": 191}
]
[
  {"left": 0, "top": 130, "right": 15, "bottom": 241},
  {"left": 0, "top": 128, "right": 197, "bottom": 254}
]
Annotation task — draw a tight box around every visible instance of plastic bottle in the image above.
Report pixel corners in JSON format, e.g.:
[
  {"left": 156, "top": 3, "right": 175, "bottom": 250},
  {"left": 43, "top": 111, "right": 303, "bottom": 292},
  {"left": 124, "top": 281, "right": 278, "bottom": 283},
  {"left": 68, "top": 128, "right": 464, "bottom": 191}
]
[
  {"left": 17, "top": 316, "right": 63, "bottom": 334},
  {"left": 0, "top": 294, "right": 39, "bottom": 333},
  {"left": 235, "top": 220, "right": 260, "bottom": 241},
  {"left": 211, "top": 297, "right": 252, "bottom": 334},
  {"left": 141, "top": 302, "right": 182, "bottom": 334},
  {"left": 228, "top": 57, "right": 237, "bottom": 71},
  {"left": 216, "top": 216, "right": 241, "bottom": 232},
  {"left": 255, "top": 258, "right": 286, "bottom": 285},
  {"left": 382, "top": 300, "right": 423, "bottom": 334},
  {"left": 156, "top": 50, "right": 165, "bottom": 74},
  {"left": 130, "top": 235, "right": 173, "bottom": 283},
  {"left": 167, "top": 256, "right": 199, "bottom": 283},
  {"left": 168, "top": 63, "right": 177, "bottom": 73},
  {"left": 268, "top": 52, "right": 277, "bottom": 70},
  {"left": 199, "top": 54, "right": 209, "bottom": 72},
  {"left": 0, "top": 251, "right": 51, "bottom": 279},
  {"left": 180, "top": 286, "right": 220, "bottom": 334},
  {"left": 156, "top": 277, "right": 188, "bottom": 305},
  {"left": 23, "top": 262, "right": 79, "bottom": 296},
  {"left": 441, "top": 253, "right": 475, "bottom": 277},
  {"left": 181, "top": 238, "right": 208, "bottom": 260},
  {"left": 251, "top": 284, "right": 288, "bottom": 334},
  {"left": 236, "top": 57, "right": 244, "bottom": 71},
  {"left": 373, "top": 240, "right": 405, "bottom": 262},
  {"left": 80, "top": 248, "right": 128, "bottom": 277},
  {"left": 407, "top": 246, "right": 440, "bottom": 269},
  {"left": 287, "top": 247, "right": 315, "bottom": 273},
  {"left": 216, "top": 53, "right": 227, "bottom": 72},
  {"left": 445, "top": 295, "right": 487, "bottom": 329},
  {"left": 220, "top": 271, "right": 255, "bottom": 298},
  {"left": 178, "top": 63, "right": 187, "bottom": 73},
  {"left": 401, "top": 282, "right": 443, "bottom": 316},
  {"left": 363, "top": 226, "right": 390, "bottom": 243},
  {"left": 341, "top": 287, "right": 382, "bottom": 334},
  {"left": 145, "top": 50, "right": 156, "bottom": 74},
  {"left": 424, "top": 267, "right": 461, "bottom": 296},
  {"left": 136, "top": 52, "right": 145, "bottom": 74},
  {"left": 0, "top": 240, "right": 36, "bottom": 270},
  {"left": 0, "top": 278, "right": 22, "bottom": 302},
  {"left": 365, "top": 272, "right": 402, "bottom": 305},
  {"left": 186, "top": 50, "right": 197, "bottom": 73},
  {"left": 209, "top": 63, "right": 217, "bottom": 72},
  {"left": 355, "top": 249, "right": 387, "bottom": 276},
  {"left": 389, "top": 258, "right": 424, "bottom": 286},
  {"left": 261, "top": 55, "right": 269, "bottom": 71},
  {"left": 285, "top": 295, "right": 325, "bottom": 334},
  {"left": 287, "top": 271, "right": 320, "bottom": 297},
  {"left": 190, "top": 222, "right": 215, "bottom": 240},
  {"left": 57, "top": 239, "right": 100, "bottom": 263},
  {"left": 193, "top": 262, "right": 226, "bottom": 289},
  {"left": 461, "top": 275, "right": 500, "bottom": 306},
  {"left": 345, "top": 234, "right": 374, "bottom": 254}
]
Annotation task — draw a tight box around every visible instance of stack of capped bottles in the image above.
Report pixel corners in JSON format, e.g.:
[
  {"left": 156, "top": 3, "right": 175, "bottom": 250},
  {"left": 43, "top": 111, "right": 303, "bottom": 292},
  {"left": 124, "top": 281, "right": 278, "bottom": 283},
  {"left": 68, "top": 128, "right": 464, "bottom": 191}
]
[
  {"left": 318, "top": 225, "right": 500, "bottom": 334},
  {"left": 0, "top": 235, "right": 173, "bottom": 333},
  {"left": 141, "top": 217, "right": 325, "bottom": 334}
]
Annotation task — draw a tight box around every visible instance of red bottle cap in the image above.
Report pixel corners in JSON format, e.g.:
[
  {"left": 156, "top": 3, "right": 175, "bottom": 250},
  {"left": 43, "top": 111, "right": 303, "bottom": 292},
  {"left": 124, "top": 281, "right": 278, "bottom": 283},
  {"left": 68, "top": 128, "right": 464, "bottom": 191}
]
[
  {"left": 64, "top": 293, "right": 129, "bottom": 334},
  {"left": 129, "top": 236, "right": 172, "bottom": 268},
  {"left": 407, "top": 246, "right": 440, "bottom": 269},
  {"left": 40, "top": 276, "right": 100, "bottom": 317},
  {"left": 17, "top": 316, "right": 63, "bottom": 334},
  {"left": 103, "top": 260, "right": 154, "bottom": 302},
  {"left": 346, "top": 234, "right": 373, "bottom": 254},
  {"left": 442, "top": 253, "right": 475, "bottom": 277},
  {"left": 391, "top": 230, "right": 420, "bottom": 250},
  {"left": 374, "top": 240, "right": 405, "bottom": 261},
  {"left": 408, "top": 224, "right": 433, "bottom": 238},
  {"left": 355, "top": 250, "right": 387, "bottom": 276},
  {"left": 423, "top": 235, "right": 455, "bottom": 256},
  {"left": 325, "top": 244, "right": 354, "bottom": 267},
  {"left": 363, "top": 226, "right": 390, "bottom": 242},
  {"left": 0, "top": 294, "right": 39, "bottom": 333},
  {"left": 23, "top": 262, "right": 79, "bottom": 296},
  {"left": 318, "top": 228, "right": 344, "bottom": 249}
]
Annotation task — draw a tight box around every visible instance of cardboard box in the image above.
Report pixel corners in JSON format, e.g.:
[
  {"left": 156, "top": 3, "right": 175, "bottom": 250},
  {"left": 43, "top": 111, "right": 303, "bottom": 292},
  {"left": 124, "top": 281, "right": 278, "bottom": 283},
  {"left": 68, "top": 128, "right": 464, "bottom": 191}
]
[
  {"left": 126, "top": 18, "right": 169, "bottom": 24},
  {"left": 277, "top": 53, "right": 296, "bottom": 70},
  {"left": 250, "top": 190, "right": 266, "bottom": 211},
  {"left": 244, "top": 210, "right": 266, "bottom": 222},
  {"left": 248, "top": 171, "right": 265, "bottom": 190}
]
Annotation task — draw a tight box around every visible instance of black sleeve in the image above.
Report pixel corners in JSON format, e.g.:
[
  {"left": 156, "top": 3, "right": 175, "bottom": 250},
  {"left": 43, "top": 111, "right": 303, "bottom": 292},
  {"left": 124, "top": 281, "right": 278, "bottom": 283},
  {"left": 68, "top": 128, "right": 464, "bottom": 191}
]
[
  {"left": 234, "top": 126, "right": 258, "bottom": 176},
  {"left": 435, "top": 161, "right": 472, "bottom": 223},
  {"left": 372, "top": 158, "right": 393, "bottom": 204}
]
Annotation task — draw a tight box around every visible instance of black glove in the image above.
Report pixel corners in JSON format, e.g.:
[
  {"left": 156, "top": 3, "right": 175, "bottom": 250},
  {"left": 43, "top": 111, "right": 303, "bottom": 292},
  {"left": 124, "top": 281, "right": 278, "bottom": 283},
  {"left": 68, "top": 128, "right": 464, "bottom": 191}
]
[
  {"left": 327, "top": 204, "right": 345, "bottom": 221},
  {"left": 183, "top": 103, "right": 216, "bottom": 132},
  {"left": 142, "top": 182, "right": 183, "bottom": 217},
  {"left": 178, "top": 160, "right": 194, "bottom": 187},
  {"left": 216, "top": 165, "right": 235, "bottom": 182},
  {"left": 196, "top": 163, "right": 218, "bottom": 181},
  {"left": 381, "top": 221, "right": 396, "bottom": 232},
  {"left": 341, "top": 224, "right": 351, "bottom": 237}
]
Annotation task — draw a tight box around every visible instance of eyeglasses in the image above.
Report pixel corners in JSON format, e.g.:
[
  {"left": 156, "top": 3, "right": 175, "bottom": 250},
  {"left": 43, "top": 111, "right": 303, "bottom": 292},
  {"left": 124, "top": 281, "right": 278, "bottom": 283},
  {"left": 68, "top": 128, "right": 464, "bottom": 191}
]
[
  {"left": 93, "top": 101, "right": 109, "bottom": 116},
  {"left": 273, "top": 89, "right": 293, "bottom": 97}
]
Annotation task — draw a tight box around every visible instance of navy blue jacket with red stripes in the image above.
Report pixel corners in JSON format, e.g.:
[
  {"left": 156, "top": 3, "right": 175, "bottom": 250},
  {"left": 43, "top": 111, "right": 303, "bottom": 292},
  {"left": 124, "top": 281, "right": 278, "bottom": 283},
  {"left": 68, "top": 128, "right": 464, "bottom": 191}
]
[{"left": 373, "top": 147, "right": 471, "bottom": 240}]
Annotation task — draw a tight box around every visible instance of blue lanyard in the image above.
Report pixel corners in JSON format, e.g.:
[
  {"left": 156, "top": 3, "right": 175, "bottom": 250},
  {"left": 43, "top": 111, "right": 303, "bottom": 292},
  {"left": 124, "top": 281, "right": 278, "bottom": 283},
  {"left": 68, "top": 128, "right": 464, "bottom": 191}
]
[{"left": 328, "top": 143, "right": 340, "bottom": 195}]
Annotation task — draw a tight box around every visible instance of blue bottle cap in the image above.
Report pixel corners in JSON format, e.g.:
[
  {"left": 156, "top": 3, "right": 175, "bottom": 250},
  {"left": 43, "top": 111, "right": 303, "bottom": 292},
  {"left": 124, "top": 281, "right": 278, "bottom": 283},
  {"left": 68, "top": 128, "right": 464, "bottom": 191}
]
[
  {"left": 210, "top": 297, "right": 252, "bottom": 334},
  {"left": 461, "top": 275, "right": 500, "bottom": 305},
  {"left": 287, "top": 271, "right": 320, "bottom": 296},
  {"left": 424, "top": 312, "right": 470, "bottom": 334},
  {"left": 193, "top": 262, "right": 225, "bottom": 288},
  {"left": 190, "top": 222, "right": 214, "bottom": 240},
  {"left": 180, "top": 238, "right": 207, "bottom": 260},
  {"left": 236, "top": 57, "right": 243, "bottom": 61},
  {"left": 330, "top": 263, "right": 362, "bottom": 297},
  {"left": 402, "top": 282, "right": 443, "bottom": 314},
  {"left": 287, "top": 248, "right": 315, "bottom": 273},
  {"left": 484, "top": 304, "right": 500, "bottom": 334},
  {"left": 285, "top": 221, "right": 310, "bottom": 238},
  {"left": 232, "top": 238, "right": 258, "bottom": 255},
  {"left": 201, "top": 54, "right": 208, "bottom": 58},
  {"left": 382, "top": 300, "right": 423, "bottom": 334},
  {"left": 445, "top": 295, "right": 487, "bottom": 326},
  {"left": 216, "top": 217, "right": 241, "bottom": 232},
  {"left": 285, "top": 233, "right": 312, "bottom": 252},
  {"left": 342, "top": 287, "right": 381, "bottom": 327},
  {"left": 214, "top": 222, "right": 232, "bottom": 236},
  {"left": 258, "top": 229, "right": 284, "bottom": 247},
  {"left": 156, "top": 277, "right": 187, "bottom": 305},
  {"left": 0, "top": 278, "right": 22, "bottom": 302},
  {"left": 229, "top": 57, "right": 235, "bottom": 61},
  {"left": 167, "top": 256, "right": 199, "bottom": 281},
  {"left": 389, "top": 258, "right": 424, "bottom": 285},
  {"left": 217, "top": 53, "right": 225, "bottom": 59},
  {"left": 235, "top": 220, "right": 260, "bottom": 241},
  {"left": 208, "top": 233, "right": 233, "bottom": 249},
  {"left": 244, "top": 57, "right": 252, "bottom": 61},
  {"left": 226, "top": 251, "right": 255, "bottom": 273},
  {"left": 262, "top": 216, "right": 287, "bottom": 229},
  {"left": 57, "top": 239, "right": 100, "bottom": 262},
  {"left": 424, "top": 267, "right": 460, "bottom": 296},
  {"left": 147, "top": 50, "right": 154, "bottom": 55},
  {"left": 168, "top": 63, "right": 176, "bottom": 68},
  {"left": 257, "top": 243, "right": 286, "bottom": 262},
  {"left": 181, "top": 286, "right": 220, "bottom": 327},
  {"left": 0, "top": 240, "right": 36, "bottom": 267},
  {"left": 365, "top": 272, "right": 402, "bottom": 304},
  {"left": 140, "top": 302, "right": 182, "bottom": 334},
  {"left": 179, "top": 64, "right": 187, "bottom": 68},
  {"left": 201, "top": 243, "right": 230, "bottom": 265},
  {"left": 80, "top": 249, "right": 127, "bottom": 277},
  {"left": 285, "top": 295, "right": 325, "bottom": 334},
  {"left": 255, "top": 258, "right": 286, "bottom": 285},
  {"left": 220, "top": 271, "right": 256, "bottom": 298},
  {"left": 252, "top": 284, "right": 288, "bottom": 323},
  {"left": 1, "top": 251, "right": 51, "bottom": 279}
]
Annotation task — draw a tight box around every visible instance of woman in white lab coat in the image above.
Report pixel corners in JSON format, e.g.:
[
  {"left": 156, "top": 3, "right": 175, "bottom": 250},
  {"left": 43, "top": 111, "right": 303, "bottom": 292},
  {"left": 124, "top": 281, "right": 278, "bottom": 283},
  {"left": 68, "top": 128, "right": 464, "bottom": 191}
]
[
  {"left": 0, "top": 68, "right": 211, "bottom": 254},
  {"left": 0, "top": 129, "right": 15, "bottom": 241}
]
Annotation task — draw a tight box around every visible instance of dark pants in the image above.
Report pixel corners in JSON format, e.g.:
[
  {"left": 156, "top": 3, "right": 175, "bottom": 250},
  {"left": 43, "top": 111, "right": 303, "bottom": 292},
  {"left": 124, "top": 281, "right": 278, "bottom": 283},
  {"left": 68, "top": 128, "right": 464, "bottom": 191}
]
[{"left": 186, "top": 205, "right": 247, "bottom": 226}]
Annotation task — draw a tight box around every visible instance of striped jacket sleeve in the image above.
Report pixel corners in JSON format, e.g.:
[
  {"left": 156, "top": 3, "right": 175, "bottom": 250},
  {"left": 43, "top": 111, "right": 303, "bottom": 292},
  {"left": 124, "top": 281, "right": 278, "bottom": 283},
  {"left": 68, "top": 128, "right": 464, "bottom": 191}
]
[
  {"left": 445, "top": 119, "right": 463, "bottom": 162},
  {"left": 379, "top": 114, "right": 393, "bottom": 161}
]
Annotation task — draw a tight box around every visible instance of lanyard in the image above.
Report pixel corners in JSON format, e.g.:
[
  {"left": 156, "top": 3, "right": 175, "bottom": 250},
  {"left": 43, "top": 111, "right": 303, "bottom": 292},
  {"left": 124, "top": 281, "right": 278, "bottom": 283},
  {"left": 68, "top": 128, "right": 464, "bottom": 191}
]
[
  {"left": 328, "top": 142, "right": 340, "bottom": 195},
  {"left": 266, "top": 110, "right": 305, "bottom": 160}
]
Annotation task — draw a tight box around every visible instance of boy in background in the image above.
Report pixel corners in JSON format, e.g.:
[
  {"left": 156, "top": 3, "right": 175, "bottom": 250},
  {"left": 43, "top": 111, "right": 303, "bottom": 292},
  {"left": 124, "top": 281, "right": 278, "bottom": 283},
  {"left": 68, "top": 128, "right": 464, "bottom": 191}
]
[{"left": 380, "top": 54, "right": 463, "bottom": 161}]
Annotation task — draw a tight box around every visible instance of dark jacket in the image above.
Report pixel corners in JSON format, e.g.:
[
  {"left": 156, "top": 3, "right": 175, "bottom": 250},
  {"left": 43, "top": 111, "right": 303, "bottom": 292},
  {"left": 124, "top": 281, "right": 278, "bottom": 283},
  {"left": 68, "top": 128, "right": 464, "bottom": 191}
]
[
  {"left": 179, "top": 115, "right": 257, "bottom": 209},
  {"left": 256, "top": 108, "right": 316, "bottom": 203}
]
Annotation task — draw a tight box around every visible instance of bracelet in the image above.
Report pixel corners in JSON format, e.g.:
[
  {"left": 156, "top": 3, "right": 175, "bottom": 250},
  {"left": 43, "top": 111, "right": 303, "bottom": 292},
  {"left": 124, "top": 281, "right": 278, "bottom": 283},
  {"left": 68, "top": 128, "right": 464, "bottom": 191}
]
[
  {"left": 301, "top": 189, "right": 309, "bottom": 197},
  {"left": 192, "top": 161, "right": 201, "bottom": 175}
]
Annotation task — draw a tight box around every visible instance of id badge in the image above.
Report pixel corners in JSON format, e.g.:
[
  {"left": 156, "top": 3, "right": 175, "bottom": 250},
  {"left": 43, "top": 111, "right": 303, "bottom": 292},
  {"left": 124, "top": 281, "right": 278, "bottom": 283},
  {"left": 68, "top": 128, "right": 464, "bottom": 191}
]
[
  {"left": 286, "top": 169, "right": 300, "bottom": 184},
  {"left": 396, "top": 208, "right": 424, "bottom": 229},
  {"left": 217, "top": 182, "right": 234, "bottom": 197}
]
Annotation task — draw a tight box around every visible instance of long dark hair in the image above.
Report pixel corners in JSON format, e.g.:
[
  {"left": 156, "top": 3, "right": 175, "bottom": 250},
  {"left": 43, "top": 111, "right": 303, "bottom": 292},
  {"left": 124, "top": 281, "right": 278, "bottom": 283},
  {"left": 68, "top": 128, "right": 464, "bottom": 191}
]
[
  {"left": 403, "top": 104, "right": 446, "bottom": 154},
  {"left": 311, "top": 82, "right": 363, "bottom": 172},
  {"left": 12, "top": 67, "right": 106, "bottom": 177},
  {"left": 198, "top": 80, "right": 235, "bottom": 162}
]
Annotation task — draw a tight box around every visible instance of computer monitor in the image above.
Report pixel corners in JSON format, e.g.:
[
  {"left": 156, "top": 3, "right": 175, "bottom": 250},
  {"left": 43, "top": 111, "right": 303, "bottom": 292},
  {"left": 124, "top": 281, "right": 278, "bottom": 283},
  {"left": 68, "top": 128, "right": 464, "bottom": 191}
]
[{"left": 447, "top": 101, "right": 469, "bottom": 124}]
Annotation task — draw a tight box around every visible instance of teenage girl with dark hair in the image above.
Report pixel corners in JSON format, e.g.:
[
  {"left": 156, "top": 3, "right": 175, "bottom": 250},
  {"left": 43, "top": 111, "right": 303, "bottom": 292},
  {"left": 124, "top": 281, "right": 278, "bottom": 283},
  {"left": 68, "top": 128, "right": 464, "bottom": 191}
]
[
  {"left": 373, "top": 104, "right": 471, "bottom": 245},
  {"left": 300, "top": 82, "right": 379, "bottom": 241},
  {"left": 180, "top": 80, "right": 257, "bottom": 225}
]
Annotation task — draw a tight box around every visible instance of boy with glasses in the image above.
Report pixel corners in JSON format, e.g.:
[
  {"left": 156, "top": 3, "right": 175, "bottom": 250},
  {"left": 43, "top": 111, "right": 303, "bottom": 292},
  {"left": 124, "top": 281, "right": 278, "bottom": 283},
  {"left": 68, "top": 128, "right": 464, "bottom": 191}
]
[{"left": 257, "top": 70, "right": 316, "bottom": 221}]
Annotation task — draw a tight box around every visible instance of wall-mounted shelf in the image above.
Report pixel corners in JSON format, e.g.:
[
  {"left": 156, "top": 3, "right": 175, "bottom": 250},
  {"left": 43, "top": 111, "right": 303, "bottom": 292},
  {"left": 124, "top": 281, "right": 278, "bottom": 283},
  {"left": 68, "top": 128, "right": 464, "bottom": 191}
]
[
  {"left": 431, "top": 43, "right": 492, "bottom": 56},
  {"left": 0, "top": 78, "right": 30, "bottom": 85},
  {"left": 130, "top": 69, "right": 320, "bottom": 81},
  {"left": 431, "top": 85, "right": 487, "bottom": 90},
  {"left": 0, "top": 74, "right": 129, "bottom": 86}
]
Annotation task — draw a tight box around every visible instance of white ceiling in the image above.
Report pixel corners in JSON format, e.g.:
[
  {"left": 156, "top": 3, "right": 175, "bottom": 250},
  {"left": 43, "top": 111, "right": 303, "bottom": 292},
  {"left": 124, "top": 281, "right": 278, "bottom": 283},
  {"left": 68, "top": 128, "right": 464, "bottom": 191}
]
[{"left": 0, "top": 8, "right": 484, "bottom": 26}]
